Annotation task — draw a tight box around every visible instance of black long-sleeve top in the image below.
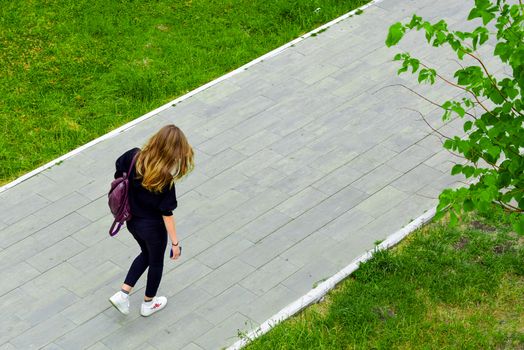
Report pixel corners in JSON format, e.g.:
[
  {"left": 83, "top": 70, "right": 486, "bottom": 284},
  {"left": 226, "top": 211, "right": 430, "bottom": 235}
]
[{"left": 114, "top": 148, "right": 177, "bottom": 220}]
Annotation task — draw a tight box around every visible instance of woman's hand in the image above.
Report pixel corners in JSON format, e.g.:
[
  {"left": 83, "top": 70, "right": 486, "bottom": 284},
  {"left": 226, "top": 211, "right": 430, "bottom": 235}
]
[{"left": 171, "top": 244, "right": 181, "bottom": 260}]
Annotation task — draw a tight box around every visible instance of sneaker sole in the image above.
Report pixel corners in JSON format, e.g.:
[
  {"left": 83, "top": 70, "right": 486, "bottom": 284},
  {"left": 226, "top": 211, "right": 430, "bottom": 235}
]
[{"left": 109, "top": 297, "right": 129, "bottom": 315}]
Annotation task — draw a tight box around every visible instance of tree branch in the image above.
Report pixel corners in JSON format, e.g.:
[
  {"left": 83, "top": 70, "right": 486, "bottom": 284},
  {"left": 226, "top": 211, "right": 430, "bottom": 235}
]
[{"left": 400, "top": 107, "right": 452, "bottom": 140}]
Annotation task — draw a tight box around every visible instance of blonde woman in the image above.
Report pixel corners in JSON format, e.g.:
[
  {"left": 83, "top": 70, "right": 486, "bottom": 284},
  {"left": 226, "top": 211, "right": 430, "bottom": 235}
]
[{"left": 109, "top": 124, "right": 194, "bottom": 316}]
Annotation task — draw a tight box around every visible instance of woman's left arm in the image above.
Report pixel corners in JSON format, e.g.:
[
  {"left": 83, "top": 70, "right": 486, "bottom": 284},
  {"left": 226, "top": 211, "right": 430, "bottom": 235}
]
[{"left": 162, "top": 215, "right": 180, "bottom": 259}]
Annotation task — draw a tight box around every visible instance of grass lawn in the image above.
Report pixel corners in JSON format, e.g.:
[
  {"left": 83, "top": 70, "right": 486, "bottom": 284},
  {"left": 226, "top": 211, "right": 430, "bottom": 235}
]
[
  {"left": 0, "top": 0, "right": 369, "bottom": 184},
  {"left": 246, "top": 209, "right": 524, "bottom": 349}
]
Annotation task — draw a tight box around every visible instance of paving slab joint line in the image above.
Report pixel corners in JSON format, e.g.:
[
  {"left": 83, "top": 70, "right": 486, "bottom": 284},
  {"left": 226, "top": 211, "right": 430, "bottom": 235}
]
[
  {"left": 0, "top": 0, "right": 385, "bottom": 195},
  {"left": 226, "top": 206, "right": 436, "bottom": 350}
]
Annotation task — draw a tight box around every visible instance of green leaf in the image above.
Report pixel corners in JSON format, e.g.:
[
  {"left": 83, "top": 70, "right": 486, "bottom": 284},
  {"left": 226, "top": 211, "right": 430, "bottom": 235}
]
[
  {"left": 463, "top": 166, "right": 475, "bottom": 178},
  {"left": 393, "top": 53, "right": 403, "bottom": 61},
  {"left": 487, "top": 145, "right": 500, "bottom": 159},
  {"left": 481, "top": 11, "right": 495, "bottom": 25},
  {"left": 443, "top": 139, "right": 454, "bottom": 150},
  {"left": 462, "top": 98, "right": 474, "bottom": 108},
  {"left": 386, "top": 22, "right": 405, "bottom": 47},
  {"left": 418, "top": 68, "right": 436, "bottom": 84},
  {"left": 451, "top": 104, "right": 466, "bottom": 117},
  {"left": 468, "top": 7, "right": 481, "bottom": 21},
  {"left": 464, "top": 121, "right": 473, "bottom": 132},
  {"left": 433, "top": 210, "right": 445, "bottom": 221},
  {"left": 407, "top": 14, "right": 422, "bottom": 28},
  {"left": 451, "top": 164, "right": 463, "bottom": 175},
  {"left": 410, "top": 59, "right": 420, "bottom": 73},
  {"left": 449, "top": 210, "right": 459, "bottom": 226},
  {"left": 512, "top": 215, "right": 524, "bottom": 235},
  {"left": 478, "top": 30, "right": 489, "bottom": 45},
  {"left": 398, "top": 66, "right": 408, "bottom": 74},
  {"left": 463, "top": 199, "right": 474, "bottom": 211},
  {"left": 494, "top": 42, "right": 511, "bottom": 62}
]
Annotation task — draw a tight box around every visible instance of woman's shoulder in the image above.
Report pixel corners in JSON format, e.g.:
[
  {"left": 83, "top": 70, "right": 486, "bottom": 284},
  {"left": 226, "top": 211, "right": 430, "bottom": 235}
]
[
  {"left": 126, "top": 147, "right": 141, "bottom": 158},
  {"left": 116, "top": 147, "right": 140, "bottom": 172},
  {"left": 121, "top": 147, "right": 140, "bottom": 162}
]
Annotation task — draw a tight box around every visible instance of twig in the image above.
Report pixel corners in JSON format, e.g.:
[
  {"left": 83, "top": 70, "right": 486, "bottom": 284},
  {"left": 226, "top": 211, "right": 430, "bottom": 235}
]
[
  {"left": 400, "top": 107, "right": 452, "bottom": 140},
  {"left": 375, "top": 83, "right": 441, "bottom": 110},
  {"left": 374, "top": 83, "right": 478, "bottom": 120},
  {"left": 447, "top": 58, "right": 465, "bottom": 70},
  {"left": 447, "top": 150, "right": 469, "bottom": 162},
  {"left": 496, "top": 200, "right": 524, "bottom": 213}
]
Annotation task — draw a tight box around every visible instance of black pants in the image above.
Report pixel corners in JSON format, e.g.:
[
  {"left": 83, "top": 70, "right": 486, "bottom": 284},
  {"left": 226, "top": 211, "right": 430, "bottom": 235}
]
[{"left": 124, "top": 217, "right": 167, "bottom": 298}]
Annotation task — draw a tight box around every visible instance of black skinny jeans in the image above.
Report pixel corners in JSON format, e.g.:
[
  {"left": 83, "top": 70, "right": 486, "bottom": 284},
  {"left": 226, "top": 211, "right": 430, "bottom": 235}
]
[{"left": 124, "top": 217, "right": 167, "bottom": 298}]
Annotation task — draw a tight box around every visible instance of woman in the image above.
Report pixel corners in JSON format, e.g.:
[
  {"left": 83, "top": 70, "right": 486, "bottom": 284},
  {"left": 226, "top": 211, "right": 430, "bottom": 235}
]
[{"left": 109, "top": 124, "right": 194, "bottom": 317}]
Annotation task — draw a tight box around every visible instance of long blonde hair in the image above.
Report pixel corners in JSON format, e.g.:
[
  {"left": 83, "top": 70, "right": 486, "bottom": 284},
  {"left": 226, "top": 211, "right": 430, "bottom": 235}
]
[{"left": 136, "top": 124, "right": 194, "bottom": 192}]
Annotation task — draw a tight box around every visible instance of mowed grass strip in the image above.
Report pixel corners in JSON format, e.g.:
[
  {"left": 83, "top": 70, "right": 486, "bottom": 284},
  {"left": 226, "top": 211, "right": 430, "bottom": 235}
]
[
  {"left": 0, "top": 0, "right": 369, "bottom": 184},
  {"left": 246, "top": 209, "right": 524, "bottom": 349}
]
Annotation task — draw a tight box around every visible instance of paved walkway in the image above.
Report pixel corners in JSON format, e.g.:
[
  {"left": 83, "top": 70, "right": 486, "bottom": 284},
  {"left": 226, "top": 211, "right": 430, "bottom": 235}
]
[{"left": 0, "top": 0, "right": 498, "bottom": 349}]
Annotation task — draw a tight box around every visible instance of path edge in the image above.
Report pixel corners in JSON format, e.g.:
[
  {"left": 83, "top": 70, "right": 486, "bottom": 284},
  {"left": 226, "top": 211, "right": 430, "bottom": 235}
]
[
  {"left": 0, "top": 0, "right": 384, "bottom": 194},
  {"left": 226, "top": 207, "right": 437, "bottom": 350}
]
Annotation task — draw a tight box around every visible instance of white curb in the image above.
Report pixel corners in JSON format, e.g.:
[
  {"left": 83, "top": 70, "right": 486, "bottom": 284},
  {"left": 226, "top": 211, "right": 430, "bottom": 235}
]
[
  {"left": 0, "top": 0, "right": 384, "bottom": 194},
  {"left": 227, "top": 207, "right": 436, "bottom": 350}
]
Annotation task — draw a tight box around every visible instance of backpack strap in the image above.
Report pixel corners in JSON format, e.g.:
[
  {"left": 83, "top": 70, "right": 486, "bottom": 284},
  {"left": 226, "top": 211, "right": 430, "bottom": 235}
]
[
  {"left": 125, "top": 152, "right": 139, "bottom": 179},
  {"left": 109, "top": 220, "right": 124, "bottom": 237}
]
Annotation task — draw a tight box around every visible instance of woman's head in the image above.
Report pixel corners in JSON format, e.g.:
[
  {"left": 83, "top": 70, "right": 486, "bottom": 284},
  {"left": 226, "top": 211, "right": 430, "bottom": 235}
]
[{"left": 136, "top": 124, "right": 194, "bottom": 192}]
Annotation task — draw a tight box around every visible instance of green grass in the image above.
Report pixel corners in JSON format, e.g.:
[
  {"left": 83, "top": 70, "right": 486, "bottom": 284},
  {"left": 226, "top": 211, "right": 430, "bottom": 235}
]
[
  {"left": 246, "top": 209, "right": 524, "bottom": 349},
  {"left": 0, "top": 0, "right": 369, "bottom": 184}
]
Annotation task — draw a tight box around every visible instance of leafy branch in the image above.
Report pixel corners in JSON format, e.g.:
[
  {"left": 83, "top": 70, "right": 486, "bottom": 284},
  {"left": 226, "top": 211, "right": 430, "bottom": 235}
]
[{"left": 385, "top": 0, "right": 524, "bottom": 234}]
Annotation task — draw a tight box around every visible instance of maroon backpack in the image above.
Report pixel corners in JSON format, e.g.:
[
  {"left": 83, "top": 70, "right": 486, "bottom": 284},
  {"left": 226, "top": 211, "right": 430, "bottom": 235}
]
[{"left": 108, "top": 153, "right": 138, "bottom": 236}]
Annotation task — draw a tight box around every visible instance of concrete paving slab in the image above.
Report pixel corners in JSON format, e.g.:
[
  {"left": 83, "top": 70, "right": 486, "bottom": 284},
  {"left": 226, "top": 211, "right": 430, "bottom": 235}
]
[
  {"left": 194, "top": 313, "right": 256, "bottom": 350},
  {"left": 239, "top": 256, "right": 300, "bottom": 296},
  {"left": 29, "top": 237, "right": 86, "bottom": 273},
  {"left": 194, "top": 258, "right": 255, "bottom": 297},
  {"left": 0, "top": 214, "right": 42, "bottom": 249},
  {"left": 160, "top": 259, "right": 213, "bottom": 296},
  {"left": 0, "top": 343, "right": 18, "bottom": 350},
  {"left": 1, "top": 194, "right": 51, "bottom": 226},
  {"left": 195, "top": 285, "right": 257, "bottom": 325},
  {"left": 86, "top": 342, "right": 111, "bottom": 350},
  {"left": 0, "top": 262, "right": 40, "bottom": 297},
  {"left": 32, "top": 212, "right": 92, "bottom": 250},
  {"left": 10, "top": 314, "right": 76, "bottom": 350},
  {"left": 60, "top": 285, "right": 115, "bottom": 325},
  {"left": 55, "top": 313, "right": 121, "bottom": 350},
  {"left": 146, "top": 313, "right": 214, "bottom": 350},
  {"left": 0, "top": 316, "right": 31, "bottom": 345},
  {"left": 282, "top": 257, "right": 340, "bottom": 294},
  {"left": 242, "top": 284, "right": 301, "bottom": 324}
]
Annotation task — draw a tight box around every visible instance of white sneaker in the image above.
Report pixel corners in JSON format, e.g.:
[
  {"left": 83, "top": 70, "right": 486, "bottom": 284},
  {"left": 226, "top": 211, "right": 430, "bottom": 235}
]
[
  {"left": 140, "top": 296, "right": 167, "bottom": 317},
  {"left": 109, "top": 291, "right": 130, "bottom": 315}
]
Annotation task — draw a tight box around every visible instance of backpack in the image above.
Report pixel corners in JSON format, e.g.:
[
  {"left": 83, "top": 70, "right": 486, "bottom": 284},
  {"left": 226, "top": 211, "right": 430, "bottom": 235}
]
[{"left": 108, "top": 153, "right": 138, "bottom": 236}]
